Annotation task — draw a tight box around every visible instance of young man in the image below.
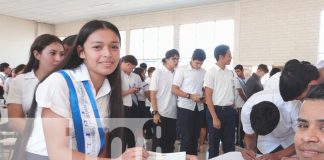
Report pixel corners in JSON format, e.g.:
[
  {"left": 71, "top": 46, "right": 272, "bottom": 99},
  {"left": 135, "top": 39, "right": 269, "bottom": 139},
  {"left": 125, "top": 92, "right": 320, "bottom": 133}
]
[
  {"left": 293, "top": 84, "right": 324, "bottom": 160},
  {"left": 241, "top": 60, "right": 319, "bottom": 160},
  {"left": 234, "top": 64, "right": 247, "bottom": 147},
  {"left": 120, "top": 55, "right": 143, "bottom": 118},
  {"left": 0, "top": 62, "right": 11, "bottom": 87},
  {"left": 150, "top": 49, "right": 179, "bottom": 153},
  {"left": 172, "top": 49, "right": 206, "bottom": 156},
  {"left": 204, "top": 44, "right": 235, "bottom": 159},
  {"left": 245, "top": 64, "right": 269, "bottom": 98}
]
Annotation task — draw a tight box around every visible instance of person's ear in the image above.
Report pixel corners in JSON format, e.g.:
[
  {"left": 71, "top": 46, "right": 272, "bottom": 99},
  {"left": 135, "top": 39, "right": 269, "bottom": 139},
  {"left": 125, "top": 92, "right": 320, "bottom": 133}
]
[
  {"left": 33, "top": 50, "right": 41, "bottom": 60},
  {"left": 77, "top": 45, "right": 85, "bottom": 59}
]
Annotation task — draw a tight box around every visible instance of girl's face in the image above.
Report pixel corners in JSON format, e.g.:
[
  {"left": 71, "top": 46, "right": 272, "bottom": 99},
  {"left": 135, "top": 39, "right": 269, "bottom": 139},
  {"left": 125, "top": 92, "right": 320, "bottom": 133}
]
[
  {"left": 79, "top": 29, "right": 120, "bottom": 78},
  {"left": 34, "top": 42, "right": 65, "bottom": 74}
]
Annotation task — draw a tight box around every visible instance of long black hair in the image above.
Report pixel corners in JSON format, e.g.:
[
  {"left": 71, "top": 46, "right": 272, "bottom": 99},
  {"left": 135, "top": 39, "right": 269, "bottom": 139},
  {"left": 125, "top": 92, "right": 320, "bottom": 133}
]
[{"left": 23, "top": 34, "right": 63, "bottom": 73}]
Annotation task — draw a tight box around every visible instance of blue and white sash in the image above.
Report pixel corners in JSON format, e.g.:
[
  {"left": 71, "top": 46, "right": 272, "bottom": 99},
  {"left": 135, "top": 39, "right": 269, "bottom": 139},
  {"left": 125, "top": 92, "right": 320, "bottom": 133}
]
[{"left": 58, "top": 70, "right": 105, "bottom": 156}]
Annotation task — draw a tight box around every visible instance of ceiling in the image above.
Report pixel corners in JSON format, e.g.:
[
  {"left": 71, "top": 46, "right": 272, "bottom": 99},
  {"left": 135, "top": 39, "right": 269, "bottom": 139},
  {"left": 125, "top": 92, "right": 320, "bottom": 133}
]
[{"left": 0, "top": 0, "right": 233, "bottom": 24}]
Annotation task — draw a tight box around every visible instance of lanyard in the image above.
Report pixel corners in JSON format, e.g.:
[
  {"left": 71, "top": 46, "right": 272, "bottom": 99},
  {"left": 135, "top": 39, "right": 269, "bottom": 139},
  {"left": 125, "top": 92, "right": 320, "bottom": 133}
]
[{"left": 58, "top": 70, "right": 105, "bottom": 155}]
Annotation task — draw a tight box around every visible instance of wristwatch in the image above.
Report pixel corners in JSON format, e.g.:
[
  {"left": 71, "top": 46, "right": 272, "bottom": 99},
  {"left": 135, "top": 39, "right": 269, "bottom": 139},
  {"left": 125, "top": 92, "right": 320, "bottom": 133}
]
[
  {"left": 151, "top": 110, "right": 159, "bottom": 116},
  {"left": 186, "top": 93, "right": 191, "bottom": 99}
]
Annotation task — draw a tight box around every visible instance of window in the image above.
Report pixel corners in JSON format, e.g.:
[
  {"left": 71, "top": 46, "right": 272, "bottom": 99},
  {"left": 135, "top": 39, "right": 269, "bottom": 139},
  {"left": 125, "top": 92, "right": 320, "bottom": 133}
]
[
  {"left": 130, "top": 26, "right": 174, "bottom": 61},
  {"left": 319, "top": 11, "right": 324, "bottom": 62},
  {"left": 119, "top": 31, "right": 126, "bottom": 57},
  {"left": 179, "top": 20, "right": 234, "bottom": 69}
]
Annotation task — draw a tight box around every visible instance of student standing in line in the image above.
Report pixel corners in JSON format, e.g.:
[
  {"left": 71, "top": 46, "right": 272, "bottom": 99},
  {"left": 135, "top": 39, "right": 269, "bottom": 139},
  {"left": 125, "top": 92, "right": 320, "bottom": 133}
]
[
  {"left": 7, "top": 34, "right": 66, "bottom": 134},
  {"left": 24, "top": 20, "right": 148, "bottom": 160},
  {"left": 172, "top": 48, "right": 206, "bottom": 157},
  {"left": 150, "top": 49, "right": 179, "bottom": 153},
  {"left": 204, "top": 44, "right": 236, "bottom": 159}
]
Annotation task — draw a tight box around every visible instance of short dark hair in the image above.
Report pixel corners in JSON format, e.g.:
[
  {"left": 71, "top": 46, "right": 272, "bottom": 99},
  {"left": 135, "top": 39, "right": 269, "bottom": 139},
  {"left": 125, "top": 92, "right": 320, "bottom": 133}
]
[
  {"left": 214, "top": 45, "right": 229, "bottom": 61},
  {"left": 250, "top": 101, "right": 280, "bottom": 135},
  {"left": 148, "top": 67, "right": 156, "bottom": 74},
  {"left": 133, "top": 67, "right": 145, "bottom": 81},
  {"left": 269, "top": 67, "right": 281, "bottom": 77},
  {"left": 0, "top": 63, "right": 9, "bottom": 72},
  {"left": 140, "top": 63, "right": 147, "bottom": 70},
  {"left": 257, "top": 64, "right": 269, "bottom": 73},
  {"left": 121, "top": 55, "right": 138, "bottom": 66},
  {"left": 305, "top": 84, "right": 324, "bottom": 100},
  {"left": 165, "top": 49, "right": 180, "bottom": 59},
  {"left": 192, "top": 49, "right": 206, "bottom": 61},
  {"left": 280, "top": 60, "right": 319, "bottom": 101},
  {"left": 234, "top": 64, "right": 243, "bottom": 71}
]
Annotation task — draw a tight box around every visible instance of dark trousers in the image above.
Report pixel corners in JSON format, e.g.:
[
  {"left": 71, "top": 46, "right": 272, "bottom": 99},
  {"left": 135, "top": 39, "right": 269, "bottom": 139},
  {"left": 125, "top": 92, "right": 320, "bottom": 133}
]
[
  {"left": 207, "top": 105, "right": 236, "bottom": 159},
  {"left": 177, "top": 106, "right": 200, "bottom": 155},
  {"left": 235, "top": 107, "right": 245, "bottom": 147},
  {"left": 152, "top": 116, "right": 177, "bottom": 153}
]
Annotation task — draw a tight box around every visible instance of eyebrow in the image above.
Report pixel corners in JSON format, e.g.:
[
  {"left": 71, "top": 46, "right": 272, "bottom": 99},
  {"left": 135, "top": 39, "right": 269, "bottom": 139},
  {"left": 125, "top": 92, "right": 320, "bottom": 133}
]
[
  {"left": 297, "top": 118, "right": 324, "bottom": 123},
  {"left": 91, "top": 41, "right": 120, "bottom": 44},
  {"left": 297, "top": 118, "right": 307, "bottom": 123}
]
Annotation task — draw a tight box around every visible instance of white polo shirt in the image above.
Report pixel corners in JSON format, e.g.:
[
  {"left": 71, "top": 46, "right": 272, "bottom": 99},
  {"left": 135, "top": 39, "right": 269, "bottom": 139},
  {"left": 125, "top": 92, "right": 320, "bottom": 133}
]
[
  {"left": 121, "top": 72, "right": 142, "bottom": 107},
  {"left": 173, "top": 64, "right": 206, "bottom": 111},
  {"left": 26, "top": 63, "right": 110, "bottom": 156},
  {"left": 145, "top": 77, "right": 151, "bottom": 107},
  {"left": 204, "top": 64, "right": 234, "bottom": 106},
  {"left": 241, "top": 89, "right": 301, "bottom": 154},
  {"left": 7, "top": 71, "right": 39, "bottom": 114},
  {"left": 234, "top": 77, "right": 246, "bottom": 108},
  {"left": 149, "top": 66, "right": 177, "bottom": 119},
  {"left": 264, "top": 72, "right": 281, "bottom": 91}
]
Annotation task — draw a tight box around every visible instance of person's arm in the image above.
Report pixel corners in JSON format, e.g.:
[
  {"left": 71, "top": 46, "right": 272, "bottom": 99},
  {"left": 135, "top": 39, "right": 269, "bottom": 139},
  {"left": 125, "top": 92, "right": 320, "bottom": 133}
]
[
  {"left": 256, "top": 144, "right": 296, "bottom": 160},
  {"left": 237, "top": 88, "right": 247, "bottom": 101},
  {"left": 205, "top": 87, "right": 220, "bottom": 129},
  {"left": 144, "top": 91, "right": 151, "bottom": 102},
  {"left": 150, "top": 91, "right": 160, "bottom": 124},
  {"left": 7, "top": 103, "right": 26, "bottom": 134},
  {"left": 172, "top": 85, "right": 200, "bottom": 102},
  {"left": 42, "top": 108, "right": 148, "bottom": 160},
  {"left": 241, "top": 133, "right": 257, "bottom": 160}
]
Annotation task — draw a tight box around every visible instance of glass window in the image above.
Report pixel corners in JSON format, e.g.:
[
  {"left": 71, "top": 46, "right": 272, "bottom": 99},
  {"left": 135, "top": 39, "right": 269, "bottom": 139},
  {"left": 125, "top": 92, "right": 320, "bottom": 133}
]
[{"left": 119, "top": 31, "right": 126, "bottom": 57}]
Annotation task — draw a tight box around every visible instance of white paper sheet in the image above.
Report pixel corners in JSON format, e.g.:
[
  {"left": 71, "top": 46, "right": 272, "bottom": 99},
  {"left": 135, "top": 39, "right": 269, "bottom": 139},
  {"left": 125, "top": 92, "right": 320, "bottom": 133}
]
[{"left": 147, "top": 151, "right": 186, "bottom": 160}]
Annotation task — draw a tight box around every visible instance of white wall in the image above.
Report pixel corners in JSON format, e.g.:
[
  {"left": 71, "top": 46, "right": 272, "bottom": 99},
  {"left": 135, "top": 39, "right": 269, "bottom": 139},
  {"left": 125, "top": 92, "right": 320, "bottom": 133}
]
[
  {"left": 0, "top": 15, "right": 55, "bottom": 67},
  {"left": 3, "top": 0, "right": 324, "bottom": 67},
  {"left": 55, "top": 0, "right": 324, "bottom": 66}
]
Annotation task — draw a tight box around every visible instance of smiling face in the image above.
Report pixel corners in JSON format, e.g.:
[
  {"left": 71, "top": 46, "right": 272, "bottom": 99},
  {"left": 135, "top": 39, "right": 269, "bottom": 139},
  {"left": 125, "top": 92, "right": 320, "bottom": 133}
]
[
  {"left": 295, "top": 100, "right": 324, "bottom": 160},
  {"left": 78, "top": 28, "right": 120, "bottom": 79}
]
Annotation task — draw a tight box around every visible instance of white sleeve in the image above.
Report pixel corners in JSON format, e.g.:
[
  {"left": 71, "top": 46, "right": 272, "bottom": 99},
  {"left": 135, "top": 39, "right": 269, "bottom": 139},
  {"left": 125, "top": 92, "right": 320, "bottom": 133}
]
[
  {"left": 241, "top": 100, "right": 255, "bottom": 135},
  {"left": 234, "top": 78, "right": 242, "bottom": 89},
  {"left": 36, "top": 72, "right": 70, "bottom": 118},
  {"left": 6, "top": 76, "right": 23, "bottom": 104},
  {"left": 172, "top": 67, "right": 184, "bottom": 87},
  {"left": 204, "top": 68, "right": 214, "bottom": 89},
  {"left": 149, "top": 70, "right": 159, "bottom": 91}
]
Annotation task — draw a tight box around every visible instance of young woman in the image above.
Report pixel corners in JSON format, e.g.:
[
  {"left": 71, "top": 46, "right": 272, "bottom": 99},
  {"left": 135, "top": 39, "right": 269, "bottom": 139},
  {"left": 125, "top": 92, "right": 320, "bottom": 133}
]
[
  {"left": 7, "top": 34, "right": 65, "bottom": 134},
  {"left": 25, "top": 20, "right": 148, "bottom": 160}
]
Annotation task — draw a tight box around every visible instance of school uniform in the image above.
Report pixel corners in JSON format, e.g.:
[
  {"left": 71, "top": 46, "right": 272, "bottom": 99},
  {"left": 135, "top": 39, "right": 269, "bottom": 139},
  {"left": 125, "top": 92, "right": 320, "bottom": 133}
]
[
  {"left": 204, "top": 64, "right": 235, "bottom": 159},
  {"left": 241, "top": 89, "right": 300, "bottom": 154},
  {"left": 149, "top": 66, "right": 177, "bottom": 153},
  {"left": 173, "top": 64, "right": 205, "bottom": 155},
  {"left": 26, "top": 63, "right": 109, "bottom": 158}
]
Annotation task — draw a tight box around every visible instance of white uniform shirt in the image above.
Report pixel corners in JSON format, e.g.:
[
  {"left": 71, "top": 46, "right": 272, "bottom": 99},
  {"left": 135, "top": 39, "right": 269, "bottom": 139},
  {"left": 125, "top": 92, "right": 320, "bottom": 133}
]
[
  {"left": 0, "top": 72, "right": 6, "bottom": 86},
  {"left": 144, "top": 77, "right": 151, "bottom": 107},
  {"left": 136, "top": 81, "right": 149, "bottom": 102},
  {"left": 122, "top": 72, "right": 142, "bottom": 107},
  {"left": 7, "top": 71, "right": 39, "bottom": 114},
  {"left": 264, "top": 72, "right": 281, "bottom": 91},
  {"left": 234, "top": 77, "right": 246, "bottom": 108},
  {"left": 26, "top": 64, "right": 110, "bottom": 156},
  {"left": 149, "top": 66, "right": 177, "bottom": 119},
  {"left": 204, "top": 65, "right": 234, "bottom": 106},
  {"left": 241, "top": 89, "right": 301, "bottom": 154},
  {"left": 173, "top": 64, "right": 206, "bottom": 111}
]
